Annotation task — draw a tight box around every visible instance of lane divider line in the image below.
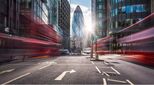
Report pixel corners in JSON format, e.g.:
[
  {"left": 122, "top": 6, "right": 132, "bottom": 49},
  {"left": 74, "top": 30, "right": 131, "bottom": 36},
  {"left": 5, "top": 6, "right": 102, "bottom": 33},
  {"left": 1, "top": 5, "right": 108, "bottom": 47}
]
[
  {"left": 103, "top": 78, "right": 107, "bottom": 85},
  {"left": 2, "top": 73, "right": 31, "bottom": 85},
  {"left": 106, "top": 72, "right": 117, "bottom": 74},
  {"left": 95, "top": 66, "right": 101, "bottom": 73},
  {"left": 39, "top": 64, "right": 51, "bottom": 70},
  {"left": 0, "top": 69, "right": 15, "bottom": 75},
  {"left": 110, "top": 67, "right": 120, "bottom": 75},
  {"left": 126, "top": 79, "right": 134, "bottom": 85},
  {"left": 107, "top": 78, "right": 127, "bottom": 83},
  {"left": 102, "top": 72, "right": 110, "bottom": 77},
  {"left": 91, "top": 61, "right": 95, "bottom": 65},
  {"left": 101, "top": 67, "right": 111, "bottom": 69}
]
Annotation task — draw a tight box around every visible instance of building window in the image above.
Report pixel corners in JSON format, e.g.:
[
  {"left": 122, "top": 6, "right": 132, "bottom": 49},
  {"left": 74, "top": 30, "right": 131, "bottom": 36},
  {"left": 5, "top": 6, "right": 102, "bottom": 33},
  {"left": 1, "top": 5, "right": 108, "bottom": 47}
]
[
  {"left": 122, "top": 4, "right": 146, "bottom": 13},
  {"left": 98, "top": 13, "right": 103, "bottom": 18},
  {"left": 111, "top": 9, "right": 118, "bottom": 16},
  {"left": 98, "top": 5, "right": 103, "bottom": 9},
  {"left": 112, "top": 0, "right": 124, "bottom": 3},
  {"left": 20, "top": 0, "right": 31, "bottom": 9},
  {"left": 98, "top": 0, "right": 102, "bottom": 2}
]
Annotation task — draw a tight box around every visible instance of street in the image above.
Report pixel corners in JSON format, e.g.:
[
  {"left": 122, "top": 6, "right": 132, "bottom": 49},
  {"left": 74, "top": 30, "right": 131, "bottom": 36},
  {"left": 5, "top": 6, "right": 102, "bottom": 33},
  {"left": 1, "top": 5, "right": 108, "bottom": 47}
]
[{"left": 0, "top": 55, "right": 154, "bottom": 85}]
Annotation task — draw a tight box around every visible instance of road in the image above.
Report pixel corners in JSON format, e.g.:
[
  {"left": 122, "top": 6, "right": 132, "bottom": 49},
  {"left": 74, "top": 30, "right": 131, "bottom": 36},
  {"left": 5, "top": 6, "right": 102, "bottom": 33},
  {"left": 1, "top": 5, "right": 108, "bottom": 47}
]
[{"left": 0, "top": 55, "right": 154, "bottom": 84}]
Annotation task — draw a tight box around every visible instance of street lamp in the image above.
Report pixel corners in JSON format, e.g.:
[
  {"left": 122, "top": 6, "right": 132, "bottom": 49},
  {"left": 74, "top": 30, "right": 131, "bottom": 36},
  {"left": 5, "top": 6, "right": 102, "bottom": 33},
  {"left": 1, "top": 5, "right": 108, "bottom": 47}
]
[
  {"left": 90, "top": 34, "right": 94, "bottom": 59},
  {"left": 90, "top": 34, "right": 99, "bottom": 60},
  {"left": 95, "top": 36, "right": 99, "bottom": 60}
]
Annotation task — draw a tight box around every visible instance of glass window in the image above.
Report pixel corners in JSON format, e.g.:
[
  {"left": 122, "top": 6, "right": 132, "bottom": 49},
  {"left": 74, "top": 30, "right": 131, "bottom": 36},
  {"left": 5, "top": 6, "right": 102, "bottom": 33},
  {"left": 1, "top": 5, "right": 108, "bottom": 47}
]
[
  {"left": 121, "top": 4, "right": 146, "bottom": 13},
  {"left": 98, "top": 5, "right": 103, "bottom": 9},
  {"left": 111, "top": 9, "right": 118, "bottom": 16},
  {"left": 98, "top": 13, "right": 102, "bottom": 18}
]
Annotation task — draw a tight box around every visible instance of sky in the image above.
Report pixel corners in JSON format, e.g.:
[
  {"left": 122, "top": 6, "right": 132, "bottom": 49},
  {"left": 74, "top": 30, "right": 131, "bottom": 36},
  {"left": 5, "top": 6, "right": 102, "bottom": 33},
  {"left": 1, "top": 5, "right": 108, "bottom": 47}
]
[
  {"left": 69, "top": 0, "right": 93, "bottom": 37},
  {"left": 70, "top": 0, "right": 91, "bottom": 7}
]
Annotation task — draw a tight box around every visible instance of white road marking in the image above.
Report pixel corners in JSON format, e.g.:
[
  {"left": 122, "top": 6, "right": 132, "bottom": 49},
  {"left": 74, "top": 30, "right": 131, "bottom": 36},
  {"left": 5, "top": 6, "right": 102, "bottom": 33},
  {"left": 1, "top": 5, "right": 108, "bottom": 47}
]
[
  {"left": 102, "top": 72, "right": 110, "bottom": 77},
  {"left": 106, "top": 72, "right": 117, "bottom": 74},
  {"left": 0, "top": 69, "right": 15, "bottom": 75},
  {"left": 39, "top": 64, "right": 51, "bottom": 70},
  {"left": 2, "top": 73, "right": 31, "bottom": 85},
  {"left": 55, "top": 69, "right": 76, "bottom": 81},
  {"left": 38, "top": 61, "right": 57, "bottom": 65},
  {"left": 104, "top": 62, "right": 109, "bottom": 65},
  {"left": 110, "top": 67, "right": 120, "bottom": 75},
  {"left": 101, "top": 67, "right": 111, "bottom": 69},
  {"left": 107, "top": 78, "right": 127, "bottom": 83},
  {"left": 126, "top": 79, "right": 134, "bottom": 85},
  {"left": 39, "top": 61, "right": 56, "bottom": 70},
  {"left": 95, "top": 66, "right": 101, "bottom": 73},
  {"left": 103, "top": 78, "right": 107, "bottom": 85},
  {"left": 91, "top": 61, "right": 94, "bottom": 65}
]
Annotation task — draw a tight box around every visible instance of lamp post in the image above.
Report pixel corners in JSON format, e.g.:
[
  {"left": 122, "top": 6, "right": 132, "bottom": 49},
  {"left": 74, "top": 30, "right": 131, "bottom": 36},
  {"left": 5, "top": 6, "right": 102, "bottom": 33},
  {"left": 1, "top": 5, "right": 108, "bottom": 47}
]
[
  {"left": 90, "top": 34, "right": 94, "bottom": 59},
  {"left": 90, "top": 34, "right": 99, "bottom": 60},
  {"left": 95, "top": 36, "right": 99, "bottom": 60}
]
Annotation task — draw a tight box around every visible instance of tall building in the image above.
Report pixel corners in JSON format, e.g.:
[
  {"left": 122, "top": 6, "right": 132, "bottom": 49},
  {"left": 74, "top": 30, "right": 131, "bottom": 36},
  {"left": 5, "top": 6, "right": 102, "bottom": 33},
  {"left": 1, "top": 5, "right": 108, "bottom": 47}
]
[
  {"left": 72, "top": 6, "right": 84, "bottom": 39},
  {"left": 0, "top": 0, "right": 62, "bottom": 62},
  {"left": 92, "top": 0, "right": 151, "bottom": 38},
  {"left": 151, "top": 0, "right": 154, "bottom": 13},
  {"left": 71, "top": 5, "right": 84, "bottom": 52},
  {"left": 91, "top": 0, "right": 108, "bottom": 38},
  {"left": 58, "top": 0, "right": 70, "bottom": 50},
  {"left": 109, "top": 0, "right": 151, "bottom": 33},
  {"left": 19, "top": 0, "right": 62, "bottom": 41},
  {"left": 0, "top": 0, "right": 20, "bottom": 35},
  {"left": 0, "top": 0, "right": 62, "bottom": 44},
  {"left": 48, "top": 0, "right": 59, "bottom": 26}
]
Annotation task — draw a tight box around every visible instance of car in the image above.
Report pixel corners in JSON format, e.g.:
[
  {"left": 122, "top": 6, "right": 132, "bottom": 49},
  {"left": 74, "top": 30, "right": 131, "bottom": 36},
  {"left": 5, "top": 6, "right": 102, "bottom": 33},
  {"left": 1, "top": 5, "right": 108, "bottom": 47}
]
[
  {"left": 59, "top": 49, "right": 70, "bottom": 55},
  {"left": 82, "top": 48, "right": 91, "bottom": 55}
]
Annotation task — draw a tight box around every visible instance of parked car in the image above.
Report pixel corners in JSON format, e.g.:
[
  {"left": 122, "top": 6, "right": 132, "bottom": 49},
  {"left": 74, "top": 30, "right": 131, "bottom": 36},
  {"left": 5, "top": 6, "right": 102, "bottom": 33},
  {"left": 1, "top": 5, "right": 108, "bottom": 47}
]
[
  {"left": 82, "top": 48, "right": 91, "bottom": 55},
  {"left": 59, "top": 49, "right": 70, "bottom": 55}
]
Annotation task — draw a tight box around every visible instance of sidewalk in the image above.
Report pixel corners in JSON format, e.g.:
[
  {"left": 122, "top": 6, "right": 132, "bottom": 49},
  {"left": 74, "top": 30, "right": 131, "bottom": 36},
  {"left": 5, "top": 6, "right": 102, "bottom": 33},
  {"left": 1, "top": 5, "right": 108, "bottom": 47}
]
[
  {"left": 91, "top": 54, "right": 122, "bottom": 60},
  {"left": 93, "top": 54, "right": 154, "bottom": 67}
]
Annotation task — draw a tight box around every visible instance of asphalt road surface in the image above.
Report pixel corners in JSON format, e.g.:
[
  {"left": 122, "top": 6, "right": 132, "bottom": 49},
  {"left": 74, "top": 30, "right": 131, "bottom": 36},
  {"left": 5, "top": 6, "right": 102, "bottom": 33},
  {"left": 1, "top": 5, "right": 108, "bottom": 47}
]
[{"left": 0, "top": 55, "right": 154, "bottom": 85}]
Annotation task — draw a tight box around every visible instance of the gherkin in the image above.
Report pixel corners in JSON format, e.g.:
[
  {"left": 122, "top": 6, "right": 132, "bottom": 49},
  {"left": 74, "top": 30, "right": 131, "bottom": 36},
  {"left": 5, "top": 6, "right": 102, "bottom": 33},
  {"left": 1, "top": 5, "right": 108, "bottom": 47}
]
[
  {"left": 71, "top": 5, "right": 84, "bottom": 52},
  {"left": 72, "top": 5, "right": 84, "bottom": 39}
]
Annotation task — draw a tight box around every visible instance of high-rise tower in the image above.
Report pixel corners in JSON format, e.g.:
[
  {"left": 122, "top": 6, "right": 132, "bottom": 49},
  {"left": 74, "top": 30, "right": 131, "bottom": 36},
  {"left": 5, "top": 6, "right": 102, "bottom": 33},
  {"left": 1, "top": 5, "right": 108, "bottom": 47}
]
[{"left": 71, "top": 5, "right": 84, "bottom": 52}]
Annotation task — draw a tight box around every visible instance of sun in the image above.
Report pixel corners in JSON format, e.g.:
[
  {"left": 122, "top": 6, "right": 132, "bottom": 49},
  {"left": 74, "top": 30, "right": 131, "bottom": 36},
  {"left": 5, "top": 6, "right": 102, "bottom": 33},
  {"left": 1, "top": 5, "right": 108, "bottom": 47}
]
[{"left": 84, "top": 12, "right": 94, "bottom": 35}]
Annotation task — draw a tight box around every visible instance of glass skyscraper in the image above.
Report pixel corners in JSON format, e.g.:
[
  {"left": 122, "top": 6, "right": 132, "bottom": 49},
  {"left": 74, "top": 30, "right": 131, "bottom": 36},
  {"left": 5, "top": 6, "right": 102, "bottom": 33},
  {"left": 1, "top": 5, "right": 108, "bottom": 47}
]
[
  {"left": 91, "top": 0, "right": 108, "bottom": 38},
  {"left": 109, "top": 0, "right": 151, "bottom": 33},
  {"left": 72, "top": 6, "right": 84, "bottom": 38},
  {"left": 71, "top": 5, "right": 84, "bottom": 52}
]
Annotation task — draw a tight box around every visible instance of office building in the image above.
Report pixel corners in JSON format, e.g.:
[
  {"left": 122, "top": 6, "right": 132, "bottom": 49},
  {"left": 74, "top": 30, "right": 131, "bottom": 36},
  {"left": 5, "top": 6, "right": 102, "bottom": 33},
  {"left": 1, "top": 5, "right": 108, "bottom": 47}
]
[
  {"left": 91, "top": 0, "right": 108, "bottom": 38},
  {"left": 0, "top": 0, "right": 20, "bottom": 35},
  {"left": 58, "top": 0, "right": 70, "bottom": 50},
  {"left": 71, "top": 5, "right": 84, "bottom": 52},
  {"left": 109, "top": 0, "right": 151, "bottom": 33},
  {"left": 151, "top": 0, "right": 154, "bottom": 13},
  {"left": 92, "top": 0, "right": 151, "bottom": 37}
]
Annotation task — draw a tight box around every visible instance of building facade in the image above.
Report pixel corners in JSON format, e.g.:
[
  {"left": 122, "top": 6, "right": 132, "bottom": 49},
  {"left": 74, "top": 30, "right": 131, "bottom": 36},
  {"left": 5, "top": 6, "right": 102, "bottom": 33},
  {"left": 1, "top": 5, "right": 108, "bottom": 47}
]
[
  {"left": 91, "top": 0, "right": 108, "bottom": 38},
  {"left": 151, "top": 0, "right": 154, "bottom": 13},
  {"left": 19, "top": 0, "right": 63, "bottom": 41},
  {"left": 0, "top": 0, "right": 20, "bottom": 35},
  {"left": 71, "top": 6, "right": 84, "bottom": 52},
  {"left": 109, "top": 0, "right": 151, "bottom": 33},
  {"left": 92, "top": 0, "right": 151, "bottom": 38},
  {"left": 72, "top": 6, "right": 84, "bottom": 39},
  {"left": 0, "top": 0, "right": 62, "bottom": 42},
  {"left": 58, "top": 0, "right": 70, "bottom": 50},
  {"left": 0, "top": 0, "right": 62, "bottom": 62}
]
